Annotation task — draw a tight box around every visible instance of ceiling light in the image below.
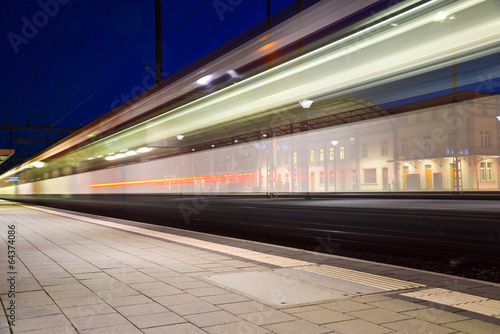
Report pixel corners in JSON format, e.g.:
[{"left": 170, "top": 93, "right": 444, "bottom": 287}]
[
  {"left": 137, "top": 147, "right": 152, "bottom": 153},
  {"left": 176, "top": 134, "right": 184, "bottom": 140},
  {"left": 197, "top": 75, "right": 212, "bottom": 85},
  {"left": 299, "top": 99, "right": 314, "bottom": 109}
]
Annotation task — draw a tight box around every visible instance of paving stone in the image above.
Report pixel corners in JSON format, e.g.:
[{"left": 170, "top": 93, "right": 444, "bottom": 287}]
[
  {"left": 15, "top": 325, "right": 78, "bottom": 334},
  {"left": 154, "top": 293, "right": 204, "bottom": 306},
  {"left": 200, "top": 293, "right": 248, "bottom": 305},
  {"left": 17, "top": 304, "right": 62, "bottom": 319},
  {"left": 294, "top": 309, "right": 355, "bottom": 324},
  {"left": 169, "top": 301, "right": 221, "bottom": 315},
  {"left": 241, "top": 309, "right": 297, "bottom": 325},
  {"left": 63, "top": 303, "right": 117, "bottom": 318},
  {"left": 347, "top": 308, "right": 411, "bottom": 324},
  {"left": 71, "top": 313, "right": 130, "bottom": 330},
  {"left": 79, "top": 324, "right": 143, "bottom": 334},
  {"left": 143, "top": 322, "right": 207, "bottom": 334},
  {"left": 264, "top": 319, "right": 331, "bottom": 334},
  {"left": 323, "top": 319, "right": 393, "bottom": 334},
  {"left": 350, "top": 294, "right": 394, "bottom": 304},
  {"left": 185, "top": 310, "right": 241, "bottom": 327},
  {"left": 218, "top": 301, "right": 273, "bottom": 315},
  {"left": 402, "top": 308, "right": 470, "bottom": 324},
  {"left": 105, "top": 294, "right": 153, "bottom": 307},
  {"left": 128, "top": 311, "right": 186, "bottom": 328},
  {"left": 320, "top": 300, "right": 375, "bottom": 313},
  {"left": 444, "top": 319, "right": 500, "bottom": 334},
  {"left": 185, "top": 286, "right": 229, "bottom": 297},
  {"left": 369, "top": 299, "right": 427, "bottom": 312},
  {"left": 384, "top": 319, "right": 456, "bottom": 334},
  {"left": 56, "top": 295, "right": 105, "bottom": 308},
  {"left": 48, "top": 288, "right": 96, "bottom": 300},
  {"left": 282, "top": 305, "right": 325, "bottom": 314},
  {"left": 10, "top": 314, "right": 71, "bottom": 332},
  {"left": 116, "top": 302, "right": 169, "bottom": 317},
  {"left": 205, "top": 321, "right": 270, "bottom": 334},
  {"left": 170, "top": 281, "right": 213, "bottom": 290}
]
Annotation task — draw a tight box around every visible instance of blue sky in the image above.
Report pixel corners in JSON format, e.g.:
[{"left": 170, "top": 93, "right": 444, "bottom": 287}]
[{"left": 0, "top": 0, "right": 299, "bottom": 160}]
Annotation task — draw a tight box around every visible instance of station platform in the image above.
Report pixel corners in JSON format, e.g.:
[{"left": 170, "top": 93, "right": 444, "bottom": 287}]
[{"left": 0, "top": 200, "right": 499, "bottom": 334}]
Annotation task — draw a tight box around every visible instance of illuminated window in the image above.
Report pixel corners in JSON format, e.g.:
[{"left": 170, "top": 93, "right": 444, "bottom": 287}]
[
  {"left": 310, "top": 150, "right": 315, "bottom": 163},
  {"left": 481, "top": 131, "right": 492, "bottom": 148},
  {"left": 481, "top": 162, "right": 493, "bottom": 181},
  {"left": 381, "top": 142, "right": 388, "bottom": 156},
  {"left": 362, "top": 144, "right": 368, "bottom": 158},
  {"left": 293, "top": 152, "right": 297, "bottom": 164},
  {"left": 340, "top": 146, "right": 345, "bottom": 159},
  {"left": 320, "top": 172, "right": 325, "bottom": 185},
  {"left": 320, "top": 149, "right": 324, "bottom": 162},
  {"left": 364, "top": 168, "right": 377, "bottom": 183},
  {"left": 329, "top": 147, "right": 334, "bottom": 160}
]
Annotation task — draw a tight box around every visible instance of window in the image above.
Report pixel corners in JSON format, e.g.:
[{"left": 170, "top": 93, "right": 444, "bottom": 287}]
[
  {"left": 320, "top": 149, "right": 324, "bottom": 162},
  {"left": 320, "top": 172, "right": 325, "bottom": 185},
  {"left": 293, "top": 152, "right": 297, "bottom": 164},
  {"left": 481, "top": 162, "right": 493, "bottom": 181},
  {"left": 432, "top": 109, "right": 439, "bottom": 120},
  {"left": 352, "top": 170, "right": 357, "bottom": 184},
  {"left": 329, "top": 147, "right": 334, "bottom": 160},
  {"left": 340, "top": 146, "right": 345, "bottom": 159},
  {"left": 362, "top": 144, "right": 368, "bottom": 158},
  {"left": 350, "top": 146, "right": 356, "bottom": 159},
  {"left": 423, "top": 136, "right": 431, "bottom": 151},
  {"left": 416, "top": 112, "right": 423, "bottom": 123},
  {"left": 401, "top": 139, "right": 408, "bottom": 154},
  {"left": 381, "top": 142, "right": 388, "bottom": 156},
  {"left": 401, "top": 115, "right": 408, "bottom": 124},
  {"left": 364, "top": 168, "right": 377, "bottom": 184},
  {"left": 481, "top": 131, "right": 492, "bottom": 148},
  {"left": 310, "top": 150, "right": 315, "bottom": 162}
]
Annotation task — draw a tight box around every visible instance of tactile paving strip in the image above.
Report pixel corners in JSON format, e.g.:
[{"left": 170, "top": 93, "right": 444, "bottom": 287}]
[
  {"left": 402, "top": 288, "right": 500, "bottom": 318},
  {"left": 297, "top": 265, "right": 426, "bottom": 291}
]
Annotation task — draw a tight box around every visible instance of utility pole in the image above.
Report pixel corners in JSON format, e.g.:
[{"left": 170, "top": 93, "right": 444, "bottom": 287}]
[{"left": 155, "top": 0, "right": 163, "bottom": 84}]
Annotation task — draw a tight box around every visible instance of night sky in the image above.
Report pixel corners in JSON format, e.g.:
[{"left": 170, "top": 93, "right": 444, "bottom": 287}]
[{"left": 0, "top": 0, "right": 296, "bottom": 163}]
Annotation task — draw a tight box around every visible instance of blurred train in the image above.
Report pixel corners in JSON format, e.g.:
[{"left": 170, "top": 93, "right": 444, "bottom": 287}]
[{"left": 1, "top": 0, "right": 500, "bottom": 198}]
